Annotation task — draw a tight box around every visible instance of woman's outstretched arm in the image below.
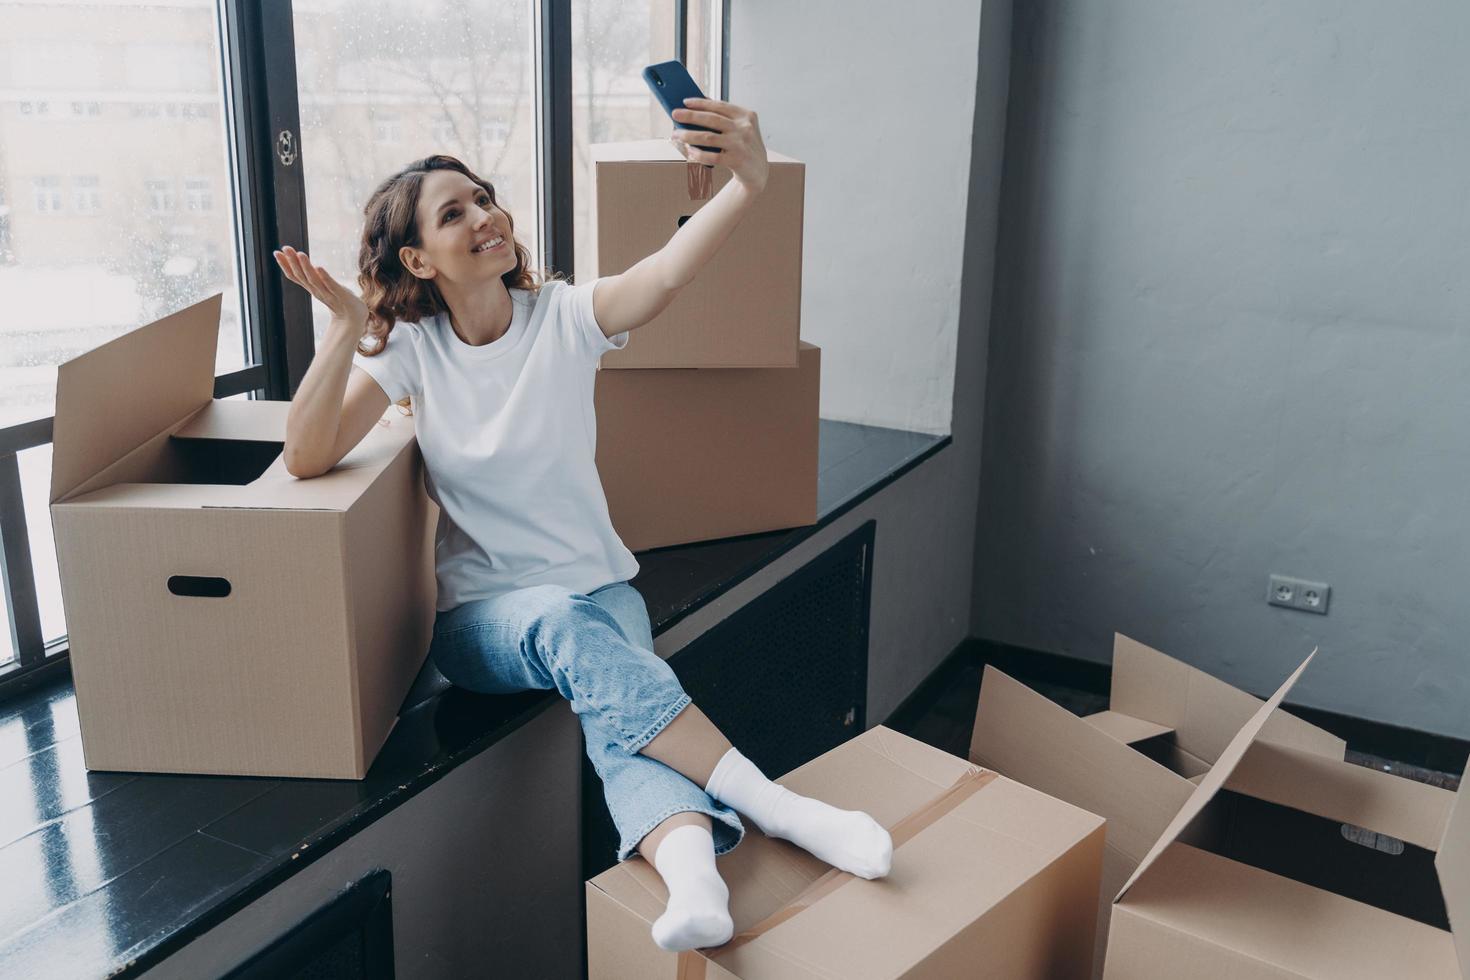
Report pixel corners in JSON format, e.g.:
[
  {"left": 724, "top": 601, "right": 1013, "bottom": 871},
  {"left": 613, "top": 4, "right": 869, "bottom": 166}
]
[{"left": 591, "top": 98, "right": 771, "bottom": 338}]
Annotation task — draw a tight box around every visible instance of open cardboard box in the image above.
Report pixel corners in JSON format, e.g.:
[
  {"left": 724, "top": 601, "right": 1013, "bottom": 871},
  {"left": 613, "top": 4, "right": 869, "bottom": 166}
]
[
  {"left": 968, "top": 634, "right": 1347, "bottom": 976},
  {"left": 49, "top": 294, "right": 437, "bottom": 779},
  {"left": 587, "top": 726, "right": 1105, "bottom": 979},
  {"left": 1104, "top": 653, "right": 1470, "bottom": 978},
  {"left": 586, "top": 140, "right": 804, "bottom": 370}
]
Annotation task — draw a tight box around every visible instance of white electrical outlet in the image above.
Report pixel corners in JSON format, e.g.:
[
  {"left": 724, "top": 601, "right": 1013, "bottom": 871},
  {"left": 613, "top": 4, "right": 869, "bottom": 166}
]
[{"left": 1268, "top": 574, "right": 1331, "bottom": 615}]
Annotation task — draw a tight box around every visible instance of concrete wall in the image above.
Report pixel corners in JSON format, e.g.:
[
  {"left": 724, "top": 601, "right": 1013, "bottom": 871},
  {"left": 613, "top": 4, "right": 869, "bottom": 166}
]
[
  {"left": 721, "top": 0, "right": 1010, "bottom": 717},
  {"left": 729, "top": 0, "right": 988, "bottom": 435},
  {"left": 975, "top": 1, "right": 1470, "bottom": 738}
]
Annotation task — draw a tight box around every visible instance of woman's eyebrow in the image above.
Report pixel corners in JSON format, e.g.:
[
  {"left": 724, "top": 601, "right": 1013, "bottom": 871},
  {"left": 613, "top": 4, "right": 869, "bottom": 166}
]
[{"left": 436, "top": 190, "right": 486, "bottom": 217}]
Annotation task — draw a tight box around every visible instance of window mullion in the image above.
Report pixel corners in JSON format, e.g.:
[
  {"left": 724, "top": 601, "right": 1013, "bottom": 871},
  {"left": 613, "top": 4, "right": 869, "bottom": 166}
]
[
  {"left": 219, "top": 0, "right": 314, "bottom": 400},
  {"left": 675, "top": 0, "right": 689, "bottom": 64},
  {"left": 0, "top": 453, "right": 44, "bottom": 669},
  {"left": 539, "top": 0, "right": 575, "bottom": 278},
  {"left": 719, "top": 0, "right": 730, "bottom": 99}
]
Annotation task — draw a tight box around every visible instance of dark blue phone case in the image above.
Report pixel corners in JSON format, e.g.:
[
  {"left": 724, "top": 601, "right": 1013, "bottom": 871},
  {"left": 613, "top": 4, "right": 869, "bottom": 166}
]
[{"left": 642, "top": 60, "right": 722, "bottom": 155}]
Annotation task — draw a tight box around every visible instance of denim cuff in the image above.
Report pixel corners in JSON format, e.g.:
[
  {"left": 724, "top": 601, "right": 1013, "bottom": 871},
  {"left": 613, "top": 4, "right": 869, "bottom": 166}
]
[{"left": 625, "top": 692, "right": 693, "bottom": 754}]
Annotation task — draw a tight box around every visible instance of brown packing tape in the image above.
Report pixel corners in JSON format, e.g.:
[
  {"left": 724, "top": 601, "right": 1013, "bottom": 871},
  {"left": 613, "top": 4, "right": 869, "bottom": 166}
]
[
  {"left": 675, "top": 767, "right": 999, "bottom": 979},
  {"left": 687, "top": 160, "right": 713, "bottom": 200}
]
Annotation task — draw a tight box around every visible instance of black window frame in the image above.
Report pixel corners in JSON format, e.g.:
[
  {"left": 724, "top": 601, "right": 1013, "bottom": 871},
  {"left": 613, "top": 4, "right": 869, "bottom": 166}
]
[{"left": 0, "top": 0, "right": 730, "bottom": 705}]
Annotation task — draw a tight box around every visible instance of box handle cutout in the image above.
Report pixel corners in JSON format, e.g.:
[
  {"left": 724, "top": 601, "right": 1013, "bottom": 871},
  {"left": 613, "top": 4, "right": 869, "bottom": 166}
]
[{"left": 168, "top": 575, "right": 232, "bottom": 598}]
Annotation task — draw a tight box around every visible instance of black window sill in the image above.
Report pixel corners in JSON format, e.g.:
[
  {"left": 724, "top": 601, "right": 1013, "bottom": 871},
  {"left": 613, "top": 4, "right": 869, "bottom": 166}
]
[{"left": 0, "top": 419, "right": 948, "bottom": 978}]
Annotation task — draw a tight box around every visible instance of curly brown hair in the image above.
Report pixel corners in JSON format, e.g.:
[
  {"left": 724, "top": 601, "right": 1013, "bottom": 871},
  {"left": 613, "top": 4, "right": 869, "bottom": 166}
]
[{"left": 355, "top": 154, "right": 559, "bottom": 361}]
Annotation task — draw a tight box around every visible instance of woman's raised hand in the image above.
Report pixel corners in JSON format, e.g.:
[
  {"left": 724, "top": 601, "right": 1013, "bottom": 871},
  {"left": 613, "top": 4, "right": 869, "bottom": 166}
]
[
  {"left": 273, "top": 245, "right": 369, "bottom": 330},
  {"left": 670, "top": 98, "right": 770, "bottom": 194}
]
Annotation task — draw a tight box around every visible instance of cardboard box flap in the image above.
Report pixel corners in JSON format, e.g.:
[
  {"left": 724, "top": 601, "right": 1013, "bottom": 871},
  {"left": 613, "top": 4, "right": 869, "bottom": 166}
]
[
  {"left": 173, "top": 398, "right": 291, "bottom": 442},
  {"left": 1110, "top": 633, "right": 1345, "bottom": 764},
  {"left": 1083, "top": 710, "right": 1174, "bottom": 745},
  {"left": 1114, "top": 842, "right": 1460, "bottom": 980},
  {"left": 51, "top": 293, "right": 222, "bottom": 504},
  {"left": 1435, "top": 776, "right": 1470, "bottom": 980},
  {"left": 1115, "top": 650, "right": 1317, "bottom": 902},
  {"left": 972, "top": 666, "right": 1194, "bottom": 864},
  {"left": 61, "top": 411, "right": 416, "bottom": 514},
  {"left": 1227, "top": 740, "right": 1455, "bottom": 851},
  {"left": 592, "top": 139, "right": 800, "bottom": 165}
]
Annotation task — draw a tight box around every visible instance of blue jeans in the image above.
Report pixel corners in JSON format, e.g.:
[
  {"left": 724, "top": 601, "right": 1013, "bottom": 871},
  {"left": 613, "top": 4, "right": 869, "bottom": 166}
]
[{"left": 429, "top": 581, "right": 745, "bottom": 862}]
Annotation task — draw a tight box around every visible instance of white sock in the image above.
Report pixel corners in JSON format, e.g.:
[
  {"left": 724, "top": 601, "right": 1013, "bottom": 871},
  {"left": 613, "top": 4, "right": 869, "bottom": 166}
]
[
  {"left": 704, "top": 748, "right": 893, "bottom": 880},
  {"left": 649, "top": 824, "right": 733, "bottom": 952}
]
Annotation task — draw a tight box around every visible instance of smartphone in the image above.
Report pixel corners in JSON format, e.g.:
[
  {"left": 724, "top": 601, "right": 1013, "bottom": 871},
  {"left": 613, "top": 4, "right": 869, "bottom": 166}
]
[{"left": 642, "top": 60, "right": 722, "bottom": 155}]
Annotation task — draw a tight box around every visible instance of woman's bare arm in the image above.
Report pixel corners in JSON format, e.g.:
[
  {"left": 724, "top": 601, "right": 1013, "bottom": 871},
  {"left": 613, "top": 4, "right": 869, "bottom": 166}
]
[
  {"left": 274, "top": 246, "right": 390, "bottom": 478},
  {"left": 592, "top": 98, "right": 770, "bottom": 336}
]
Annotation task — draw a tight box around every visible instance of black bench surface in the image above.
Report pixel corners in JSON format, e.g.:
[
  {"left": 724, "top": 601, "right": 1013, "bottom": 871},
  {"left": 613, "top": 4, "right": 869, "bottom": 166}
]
[{"left": 0, "top": 419, "right": 947, "bottom": 978}]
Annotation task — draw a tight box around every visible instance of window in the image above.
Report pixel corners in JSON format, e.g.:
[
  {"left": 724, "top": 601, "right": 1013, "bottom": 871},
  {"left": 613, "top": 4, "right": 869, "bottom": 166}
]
[
  {"left": 145, "top": 178, "right": 177, "bottom": 213},
  {"left": 32, "top": 177, "right": 63, "bottom": 213},
  {"left": 0, "top": 0, "right": 730, "bottom": 703},
  {"left": 184, "top": 177, "right": 213, "bottom": 212},
  {"left": 293, "top": 0, "right": 538, "bottom": 343},
  {"left": 370, "top": 112, "right": 402, "bottom": 145},
  {"left": 0, "top": 192, "right": 12, "bottom": 261},
  {"left": 432, "top": 114, "right": 457, "bottom": 145},
  {"left": 1, "top": 0, "right": 256, "bottom": 694},
  {"left": 72, "top": 176, "right": 101, "bottom": 213}
]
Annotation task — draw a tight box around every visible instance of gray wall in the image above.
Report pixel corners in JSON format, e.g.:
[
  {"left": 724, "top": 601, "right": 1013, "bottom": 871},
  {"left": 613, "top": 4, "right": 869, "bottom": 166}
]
[{"left": 975, "top": 1, "right": 1470, "bottom": 739}]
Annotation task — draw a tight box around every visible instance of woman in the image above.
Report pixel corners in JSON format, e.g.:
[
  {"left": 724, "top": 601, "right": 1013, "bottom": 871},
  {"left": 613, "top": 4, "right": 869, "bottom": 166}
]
[{"left": 273, "top": 97, "right": 890, "bottom": 953}]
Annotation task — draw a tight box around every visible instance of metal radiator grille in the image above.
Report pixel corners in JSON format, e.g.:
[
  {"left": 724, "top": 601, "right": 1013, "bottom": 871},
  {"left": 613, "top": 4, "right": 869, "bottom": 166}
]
[
  {"left": 223, "top": 869, "right": 394, "bottom": 979},
  {"left": 583, "top": 520, "right": 876, "bottom": 877}
]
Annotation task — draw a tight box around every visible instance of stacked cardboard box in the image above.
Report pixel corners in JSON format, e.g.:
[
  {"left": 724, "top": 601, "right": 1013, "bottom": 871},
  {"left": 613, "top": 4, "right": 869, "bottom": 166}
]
[
  {"left": 49, "top": 294, "right": 438, "bottom": 779},
  {"left": 969, "top": 634, "right": 1347, "bottom": 976},
  {"left": 588, "top": 140, "right": 818, "bottom": 551},
  {"left": 586, "top": 725, "right": 1106, "bottom": 979}
]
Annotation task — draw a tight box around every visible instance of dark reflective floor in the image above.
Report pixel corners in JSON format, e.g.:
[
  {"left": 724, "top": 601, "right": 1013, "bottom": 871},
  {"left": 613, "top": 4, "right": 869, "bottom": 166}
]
[{"left": 0, "top": 419, "right": 947, "bottom": 978}]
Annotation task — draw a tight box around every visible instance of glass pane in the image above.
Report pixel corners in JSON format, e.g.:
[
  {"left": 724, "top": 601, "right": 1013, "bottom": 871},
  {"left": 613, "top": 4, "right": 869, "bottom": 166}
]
[
  {"left": 571, "top": 0, "right": 677, "bottom": 282},
  {"left": 0, "top": 2, "right": 250, "bottom": 431},
  {"left": 0, "top": 561, "right": 12, "bottom": 666},
  {"left": 293, "top": 0, "right": 541, "bottom": 343},
  {"left": 19, "top": 445, "right": 65, "bottom": 643},
  {"left": 684, "top": 0, "right": 720, "bottom": 98}
]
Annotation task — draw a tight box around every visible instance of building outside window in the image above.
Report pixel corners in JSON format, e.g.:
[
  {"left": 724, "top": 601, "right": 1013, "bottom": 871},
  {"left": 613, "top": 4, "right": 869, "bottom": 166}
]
[
  {"left": 146, "top": 178, "right": 176, "bottom": 213},
  {"left": 72, "top": 175, "right": 101, "bottom": 212},
  {"left": 184, "top": 177, "right": 212, "bottom": 212},
  {"left": 32, "top": 176, "right": 63, "bottom": 212},
  {"left": 432, "top": 113, "right": 457, "bottom": 145},
  {"left": 371, "top": 113, "right": 402, "bottom": 144}
]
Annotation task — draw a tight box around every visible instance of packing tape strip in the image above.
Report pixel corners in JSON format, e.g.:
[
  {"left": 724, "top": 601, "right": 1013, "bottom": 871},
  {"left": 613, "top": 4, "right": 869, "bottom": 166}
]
[
  {"left": 675, "top": 766, "right": 998, "bottom": 978},
  {"left": 687, "top": 161, "right": 713, "bottom": 200}
]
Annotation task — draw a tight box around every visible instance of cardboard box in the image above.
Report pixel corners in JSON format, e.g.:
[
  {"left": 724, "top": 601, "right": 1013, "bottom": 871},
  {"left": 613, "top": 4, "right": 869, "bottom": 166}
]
[
  {"left": 1104, "top": 653, "right": 1470, "bottom": 979},
  {"left": 49, "top": 294, "right": 437, "bottom": 779},
  {"left": 594, "top": 342, "right": 819, "bottom": 551},
  {"left": 586, "top": 725, "right": 1105, "bottom": 979},
  {"left": 586, "top": 140, "right": 804, "bottom": 370},
  {"left": 968, "top": 634, "right": 1346, "bottom": 976}
]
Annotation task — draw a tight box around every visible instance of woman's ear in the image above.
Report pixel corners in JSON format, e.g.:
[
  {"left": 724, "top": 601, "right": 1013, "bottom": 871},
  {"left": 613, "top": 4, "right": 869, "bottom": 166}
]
[{"left": 399, "top": 244, "right": 435, "bottom": 281}]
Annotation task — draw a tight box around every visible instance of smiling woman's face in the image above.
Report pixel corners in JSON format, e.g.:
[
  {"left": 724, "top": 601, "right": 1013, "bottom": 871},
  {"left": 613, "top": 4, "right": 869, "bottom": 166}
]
[{"left": 400, "top": 169, "right": 518, "bottom": 287}]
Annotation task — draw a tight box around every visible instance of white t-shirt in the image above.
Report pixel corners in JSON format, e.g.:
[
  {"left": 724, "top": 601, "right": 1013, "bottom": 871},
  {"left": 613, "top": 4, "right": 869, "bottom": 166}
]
[{"left": 351, "top": 279, "right": 640, "bottom": 612}]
